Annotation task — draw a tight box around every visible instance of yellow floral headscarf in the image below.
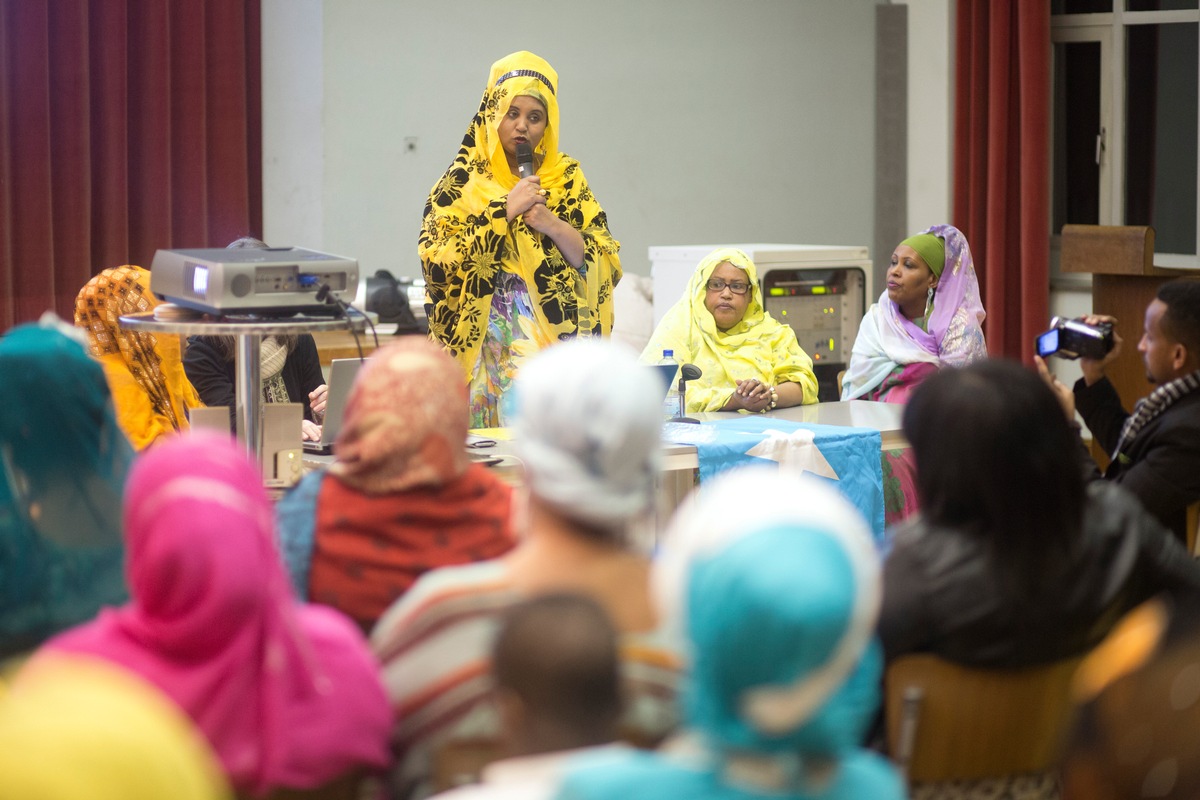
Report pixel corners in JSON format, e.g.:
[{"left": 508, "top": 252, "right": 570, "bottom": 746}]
[
  {"left": 0, "top": 654, "right": 230, "bottom": 800},
  {"left": 419, "top": 51, "right": 622, "bottom": 381},
  {"left": 74, "top": 265, "right": 202, "bottom": 449},
  {"left": 641, "top": 248, "right": 819, "bottom": 412}
]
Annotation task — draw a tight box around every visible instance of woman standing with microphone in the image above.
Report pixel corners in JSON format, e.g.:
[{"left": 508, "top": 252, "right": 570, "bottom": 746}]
[{"left": 419, "top": 51, "right": 622, "bottom": 428}]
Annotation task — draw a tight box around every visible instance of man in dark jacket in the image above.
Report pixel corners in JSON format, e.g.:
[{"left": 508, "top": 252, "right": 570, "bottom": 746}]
[{"left": 1040, "top": 280, "right": 1200, "bottom": 544}]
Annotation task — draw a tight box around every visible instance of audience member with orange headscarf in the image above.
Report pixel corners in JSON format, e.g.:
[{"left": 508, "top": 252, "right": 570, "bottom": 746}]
[
  {"left": 74, "top": 265, "right": 202, "bottom": 449},
  {"left": 276, "top": 338, "right": 515, "bottom": 631}
]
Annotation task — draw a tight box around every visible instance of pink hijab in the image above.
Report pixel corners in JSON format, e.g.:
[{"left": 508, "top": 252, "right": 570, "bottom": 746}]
[{"left": 45, "top": 431, "right": 391, "bottom": 795}]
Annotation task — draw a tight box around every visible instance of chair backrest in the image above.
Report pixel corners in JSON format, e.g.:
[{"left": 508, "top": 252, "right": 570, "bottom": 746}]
[
  {"left": 885, "top": 653, "right": 1083, "bottom": 783},
  {"left": 1188, "top": 501, "right": 1199, "bottom": 556},
  {"left": 431, "top": 737, "right": 504, "bottom": 794},
  {"left": 240, "top": 771, "right": 363, "bottom": 800}
]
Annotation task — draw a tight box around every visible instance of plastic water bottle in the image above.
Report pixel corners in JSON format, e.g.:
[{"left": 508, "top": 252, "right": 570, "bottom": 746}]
[{"left": 658, "top": 349, "right": 681, "bottom": 421}]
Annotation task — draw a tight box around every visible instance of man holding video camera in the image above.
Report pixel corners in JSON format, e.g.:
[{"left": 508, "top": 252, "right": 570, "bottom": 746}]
[{"left": 1040, "top": 280, "right": 1200, "bottom": 544}]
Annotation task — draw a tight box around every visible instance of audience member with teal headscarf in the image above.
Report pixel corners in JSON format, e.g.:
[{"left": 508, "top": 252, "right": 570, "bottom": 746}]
[
  {"left": 0, "top": 319, "right": 130, "bottom": 660},
  {"left": 556, "top": 467, "right": 904, "bottom": 800}
]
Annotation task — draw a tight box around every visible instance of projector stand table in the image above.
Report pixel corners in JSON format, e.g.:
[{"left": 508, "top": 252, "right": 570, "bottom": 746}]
[{"left": 118, "top": 311, "right": 373, "bottom": 468}]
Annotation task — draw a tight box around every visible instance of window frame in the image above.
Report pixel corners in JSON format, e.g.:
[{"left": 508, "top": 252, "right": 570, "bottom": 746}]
[{"left": 1051, "top": 5, "right": 1200, "bottom": 265}]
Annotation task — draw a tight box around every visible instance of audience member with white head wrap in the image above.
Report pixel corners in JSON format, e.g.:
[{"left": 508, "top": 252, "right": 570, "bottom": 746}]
[
  {"left": 556, "top": 467, "right": 904, "bottom": 800},
  {"left": 371, "top": 339, "right": 681, "bottom": 800},
  {"left": 514, "top": 338, "right": 663, "bottom": 535}
]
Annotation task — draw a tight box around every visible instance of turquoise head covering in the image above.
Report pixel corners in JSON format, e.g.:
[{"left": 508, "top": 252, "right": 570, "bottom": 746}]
[
  {"left": 654, "top": 467, "right": 882, "bottom": 761},
  {"left": 0, "top": 319, "right": 131, "bottom": 658},
  {"left": 898, "top": 233, "right": 945, "bottom": 278}
]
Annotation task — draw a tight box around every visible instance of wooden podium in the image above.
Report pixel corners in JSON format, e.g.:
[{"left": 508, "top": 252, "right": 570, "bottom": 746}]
[{"left": 1060, "top": 224, "right": 1184, "bottom": 410}]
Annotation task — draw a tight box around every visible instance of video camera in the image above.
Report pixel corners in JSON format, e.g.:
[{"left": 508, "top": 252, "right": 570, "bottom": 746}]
[{"left": 1036, "top": 316, "right": 1115, "bottom": 360}]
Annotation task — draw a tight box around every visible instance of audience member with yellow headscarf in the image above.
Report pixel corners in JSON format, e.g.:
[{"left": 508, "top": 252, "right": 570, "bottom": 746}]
[
  {"left": 0, "top": 654, "right": 231, "bottom": 800},
  {"left": 641, "top": 248, "right": 818, "bottom": 413},
  {"left": 419, "top": 51, "right": 622, "bottom": 428},
  {"left": 74, "top": 265, "right": 202, "bottom": 449}
]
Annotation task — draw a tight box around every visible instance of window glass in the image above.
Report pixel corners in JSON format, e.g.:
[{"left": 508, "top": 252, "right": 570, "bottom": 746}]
[
  {"left": 1124, "top": 22, "right": 1198, "bottom": 253},
  {"left": 1052, "top": 0, "right": 1112, "bottom": 13},
  {"left": 1128, "top": 0, "right": 1198, "bottom": 11},
  {"left": 1053, "top": 41, "right": 1103, "bottom": 232}
]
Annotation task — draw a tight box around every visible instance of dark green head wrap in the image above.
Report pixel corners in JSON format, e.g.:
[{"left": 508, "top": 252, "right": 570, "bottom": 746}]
[{"left": 899, "top": 233, "right": 946, "bottom": 278}]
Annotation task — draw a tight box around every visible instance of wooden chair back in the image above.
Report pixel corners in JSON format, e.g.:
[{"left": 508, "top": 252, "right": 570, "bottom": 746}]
[
  {"left": 427, "top": 721, "right": 670, "bottom": 793},
  {"left": 885, "top": 653, "right": 1082, "bottom": 783},
  {"left": 240, "top": 771, "right": 362, "bottom": 800},
  {"left": 431, "top": 737, "right": 504, "bottom": 794},
  {"left": 1188, "top": 502, "right": 1199, "bottom": 556}
]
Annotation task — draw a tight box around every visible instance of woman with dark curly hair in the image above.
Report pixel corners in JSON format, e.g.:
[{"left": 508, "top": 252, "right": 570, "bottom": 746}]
[{"left": 419, "top": 51, "right": 622, "bottom": 427}]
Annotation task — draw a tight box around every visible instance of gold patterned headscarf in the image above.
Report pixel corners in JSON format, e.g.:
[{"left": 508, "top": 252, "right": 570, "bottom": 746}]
[
  {"left": 74, "top": 266, "right": 202, "bottom": 449},
  {"left": 332, "top": 337, "right": 471, "bottom": 494},
  {"left": 419, "top": 50, "right": 622, "bottom": 382}
]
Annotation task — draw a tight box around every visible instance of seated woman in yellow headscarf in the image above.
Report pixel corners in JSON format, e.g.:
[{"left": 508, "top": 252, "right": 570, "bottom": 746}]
[
  {"left": 641, "top": 248, "right": 819, "bottom": 413},
  {"left": 419, "top": 51, "right": 622, "bottom": 428},
  {"left": 74, "top": 265, "right": 203, "bottom": 450}
]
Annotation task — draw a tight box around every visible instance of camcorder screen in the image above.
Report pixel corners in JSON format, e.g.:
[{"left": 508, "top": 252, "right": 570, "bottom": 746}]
[{"left": 1036, "top": 328, "right": 1059, "bottom": 358}]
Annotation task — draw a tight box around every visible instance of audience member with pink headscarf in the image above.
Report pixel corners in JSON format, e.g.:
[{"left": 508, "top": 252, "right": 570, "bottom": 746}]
[
  {"left": 39, "top": 431, "right": 391, "bottom": 797},
  {"left": 276, "top": 338, "right": 515, "bottom": 631}
]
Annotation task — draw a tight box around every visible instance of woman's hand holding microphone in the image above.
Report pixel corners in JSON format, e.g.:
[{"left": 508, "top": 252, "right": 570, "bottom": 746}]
[{"left": 505, "top": 176, "right": 548, "bottom": 222}]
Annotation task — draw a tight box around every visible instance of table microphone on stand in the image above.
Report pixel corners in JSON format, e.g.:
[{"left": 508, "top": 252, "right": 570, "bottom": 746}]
[{"left": 670, "top": 364, "right": 702, "bottom": 424}]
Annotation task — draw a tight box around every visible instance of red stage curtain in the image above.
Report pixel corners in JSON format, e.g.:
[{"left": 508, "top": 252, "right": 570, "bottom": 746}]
[
  {"left": 0, "top": 0, "right": 261, "bottom": 330},
  {"left": 953, "top": 0, "right": 1051, "bottom": 362}
]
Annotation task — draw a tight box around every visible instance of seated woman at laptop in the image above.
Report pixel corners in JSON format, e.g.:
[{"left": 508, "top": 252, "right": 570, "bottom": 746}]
[
  {"left": 182, "top": 237, "right": 328, "bottom": 441},
  {"left": 275, "top": 338, "right": 515, "bottom": 631},
  {"left": 641, "top": 248, "right": 818, "bottom": 413}
]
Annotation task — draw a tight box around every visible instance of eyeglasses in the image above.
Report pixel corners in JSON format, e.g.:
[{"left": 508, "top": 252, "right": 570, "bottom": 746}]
[{"left": 705, "top": 279, "right": 751, "bottom": 295}]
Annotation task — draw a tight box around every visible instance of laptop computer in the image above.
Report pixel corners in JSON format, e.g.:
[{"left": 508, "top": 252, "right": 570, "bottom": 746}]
[{"left": 303, "top": 357, "right": 364, "bottom": 455}]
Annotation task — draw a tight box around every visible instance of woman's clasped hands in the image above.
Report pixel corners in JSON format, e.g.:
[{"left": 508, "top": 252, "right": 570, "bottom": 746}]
[{"left": 731, "top": 377, "right": 777, "bottom": 413}]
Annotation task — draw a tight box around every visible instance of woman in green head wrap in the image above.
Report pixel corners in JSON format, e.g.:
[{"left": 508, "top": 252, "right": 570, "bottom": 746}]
[
  {"left": 0, "top": 319, "right": 130, "bottom": 661},
  {"left": 840, "top": 225, "right": 987, "bottom": 526},
  {"left": 841, "top": 224, "right": 987, "bottom": 404}
]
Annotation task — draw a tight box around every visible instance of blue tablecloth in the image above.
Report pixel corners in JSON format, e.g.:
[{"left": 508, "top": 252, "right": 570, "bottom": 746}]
[{"left": 664, "top": 417, "right": 886, "bottom": 540}]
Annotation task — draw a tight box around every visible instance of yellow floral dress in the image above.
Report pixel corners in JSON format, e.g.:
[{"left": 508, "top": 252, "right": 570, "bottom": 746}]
[{"left": 418, "top": 51, "right": 622, "bottom": 427}]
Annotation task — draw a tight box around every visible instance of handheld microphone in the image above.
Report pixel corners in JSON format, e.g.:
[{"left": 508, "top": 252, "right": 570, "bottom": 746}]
[{"left": 516, "top": 142, "right": 535, "bottom": 179}]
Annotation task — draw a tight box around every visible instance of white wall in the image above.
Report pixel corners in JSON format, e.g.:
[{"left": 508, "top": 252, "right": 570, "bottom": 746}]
[
  {"left": 906, "top": 0, "right": 954, "bottom": 233},
  {"left": 261, "top": 0, "right": 324, "bottom": 250},
  {"left": 265, "top": 0, "right": 882, "bottom": 282}
]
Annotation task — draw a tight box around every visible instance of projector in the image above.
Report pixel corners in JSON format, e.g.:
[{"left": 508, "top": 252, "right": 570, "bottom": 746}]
[{"left": 149, "top": 247, "right": 359, "bottom": 316}]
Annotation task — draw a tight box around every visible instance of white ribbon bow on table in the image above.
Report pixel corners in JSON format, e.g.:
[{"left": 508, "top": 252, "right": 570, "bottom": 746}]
[{"left": 744, "top": 428, "right": 839, "bottom": 480}]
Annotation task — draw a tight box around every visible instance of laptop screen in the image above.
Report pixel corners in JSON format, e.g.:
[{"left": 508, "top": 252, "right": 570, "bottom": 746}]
[
  {"left": 648, "top": 363, "right": 678, "bottom": 406},
  {"left": 315, "top": 357, "right": 363, "bottom": 445}
]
